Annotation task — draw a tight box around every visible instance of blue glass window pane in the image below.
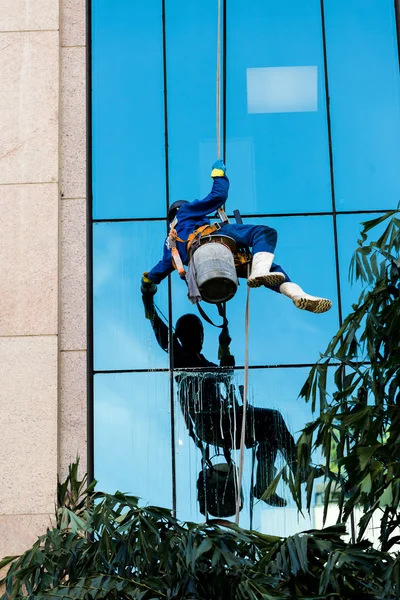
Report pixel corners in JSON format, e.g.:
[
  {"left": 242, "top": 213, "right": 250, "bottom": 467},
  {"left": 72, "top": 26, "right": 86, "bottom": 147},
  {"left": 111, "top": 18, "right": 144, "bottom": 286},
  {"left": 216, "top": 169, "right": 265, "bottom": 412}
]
[
  {"left": 325, "top": 0, "right": 400, "bottom": 211},
  {"left": 166, "top": 0, "right": 221, "bottom": 206},
  {"left": 226, "top": 216, "right": 339, "bottom": 366},
  {"left": 337, "top": 213, "right": 387, "bottom": 316},
  {"left": 92, "top": 1, "right": 166, "bottom": 219},
  {"left": 175, "top": 367, "right": 322, "bottom": 534},
  {"left": 94, "top": 372, "right": 172, "bottom": 507},
  {"left": 226, "top": 0, "right": 332, "bottom": 214},
  {"left": 93, "top": 221, "right": 169, "bottom": 371}
]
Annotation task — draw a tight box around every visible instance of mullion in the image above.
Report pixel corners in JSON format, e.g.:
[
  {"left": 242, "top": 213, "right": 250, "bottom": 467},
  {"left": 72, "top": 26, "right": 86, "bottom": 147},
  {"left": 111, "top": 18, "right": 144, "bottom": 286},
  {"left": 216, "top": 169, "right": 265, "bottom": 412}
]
[
  {"left": 92, "top": 208, "right": 392, "bottom": 224},
  {"left": 394, "top": 0, "right": 400, "bottom": 69},
  {"left": 320, "top": 0, "right": 343, "bottom": 329},
  {"left": 94, "top": 362, "right": 342, "bottom": 375},
  {"left": 161, "top": 0, "right": 177, "bottom": 516},
  {"left": 87, "top": 0, "right": 94, "bottom": 487}
]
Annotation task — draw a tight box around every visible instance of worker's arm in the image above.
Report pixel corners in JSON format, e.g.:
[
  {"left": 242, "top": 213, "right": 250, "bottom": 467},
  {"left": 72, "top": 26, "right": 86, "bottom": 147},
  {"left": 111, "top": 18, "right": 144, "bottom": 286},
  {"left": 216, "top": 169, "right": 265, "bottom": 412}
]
[
  {"left": 184, "top": 160, "right": 229, "bottom": 218},
  {"left": 146, "top": 240, "right": 175, "bottom": 284},
  {"left": 141, "top": 283, "right": 169, "bottom": 352},
  {"left": 141, "top": 281, "right": 183, "bottom": 359},
  {"left": 218, "top": 324, "right": 235, "bottom": 368}
]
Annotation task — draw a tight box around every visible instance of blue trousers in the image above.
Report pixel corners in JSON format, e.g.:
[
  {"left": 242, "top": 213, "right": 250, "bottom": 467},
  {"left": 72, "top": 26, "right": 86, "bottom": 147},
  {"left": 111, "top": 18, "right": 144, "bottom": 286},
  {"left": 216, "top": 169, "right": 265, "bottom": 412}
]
[{"left": 221, "top": 224, "right": 291, "bottom": 292}]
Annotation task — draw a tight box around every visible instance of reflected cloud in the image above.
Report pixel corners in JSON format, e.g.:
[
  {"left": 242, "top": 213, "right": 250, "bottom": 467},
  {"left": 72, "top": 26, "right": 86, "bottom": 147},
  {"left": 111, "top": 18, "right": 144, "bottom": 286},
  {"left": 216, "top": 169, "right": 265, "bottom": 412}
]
[{"left": 247, "top": 66, "right": 318, "bottom": 114}]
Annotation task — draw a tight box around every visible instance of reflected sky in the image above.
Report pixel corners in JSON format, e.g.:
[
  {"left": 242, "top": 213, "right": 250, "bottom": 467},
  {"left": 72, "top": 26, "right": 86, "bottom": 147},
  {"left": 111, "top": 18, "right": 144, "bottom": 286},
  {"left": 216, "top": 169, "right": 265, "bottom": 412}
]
[
  {"left": 92, "top": 0, "right": 165, "bottom": 219},
  {"left": 94, "top": 372, "right": 172, "bottom": 507},
  {"left": 92, "top": 0, "right": 400, "bottom": 219},
  {"left": 325, "top": 0, "right": 400, "bottom": 211},
  {"left": 227, "top": 0, "right": 331, "bottom": 215},
  {"left": 166, "top": 0, "right": 220, "bottom": 208}
]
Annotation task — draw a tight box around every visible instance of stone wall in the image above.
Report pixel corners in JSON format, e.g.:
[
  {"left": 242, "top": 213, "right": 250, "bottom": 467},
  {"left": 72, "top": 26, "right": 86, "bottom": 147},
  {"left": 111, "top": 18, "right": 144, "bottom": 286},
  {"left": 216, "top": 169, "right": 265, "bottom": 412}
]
[{"left": 0, "top": 0, "right": 87, "bottom": 557}]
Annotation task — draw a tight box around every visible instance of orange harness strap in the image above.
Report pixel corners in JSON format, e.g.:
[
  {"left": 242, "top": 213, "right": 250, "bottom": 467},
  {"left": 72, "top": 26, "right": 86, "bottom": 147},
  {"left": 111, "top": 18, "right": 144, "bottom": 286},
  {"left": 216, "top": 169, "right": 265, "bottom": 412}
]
[
  {"left": 168, "top": 222, "right": 222, "bottom": 277},
  {"left": 186, "top": 223, "right": 221, "bottom": 251}
]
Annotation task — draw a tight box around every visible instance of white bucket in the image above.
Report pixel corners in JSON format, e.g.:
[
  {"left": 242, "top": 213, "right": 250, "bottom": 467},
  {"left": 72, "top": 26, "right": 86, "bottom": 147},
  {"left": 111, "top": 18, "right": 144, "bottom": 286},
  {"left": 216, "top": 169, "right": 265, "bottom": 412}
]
[{"left": 191, "top": 240, "right": 238, "bottom": 304}]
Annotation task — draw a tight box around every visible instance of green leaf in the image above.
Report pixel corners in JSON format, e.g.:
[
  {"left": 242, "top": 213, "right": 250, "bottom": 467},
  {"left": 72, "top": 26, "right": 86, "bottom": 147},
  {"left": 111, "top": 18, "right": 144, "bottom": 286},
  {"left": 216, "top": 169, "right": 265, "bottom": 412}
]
[
  {"left": 0, "top": 555, "right": 18, "bottom": 570},
  {"left": 357, "top": 445, "right": 381, "bottom": 470},
  {"left": 195, "top": 537, "right": 212, "bottom": 560},
  {"left": 379, "top": 484, "right": 393, "bottom": 507},
  {"left": 360, "top": 474, "right": 372, "bottom": 494}
]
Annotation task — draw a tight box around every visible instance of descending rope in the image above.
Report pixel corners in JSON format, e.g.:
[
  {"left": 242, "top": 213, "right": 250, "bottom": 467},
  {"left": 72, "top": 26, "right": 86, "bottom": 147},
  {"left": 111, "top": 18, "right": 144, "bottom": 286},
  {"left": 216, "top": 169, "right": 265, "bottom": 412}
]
[
  {"left": 215, "top": 0, "right": 250, "bottom": 524},
  {"left": 235, "top": 271, "right": 251, "bottom": 524},
  {"left": 216, "top": 0, "right": 221, "bottom": 159}
]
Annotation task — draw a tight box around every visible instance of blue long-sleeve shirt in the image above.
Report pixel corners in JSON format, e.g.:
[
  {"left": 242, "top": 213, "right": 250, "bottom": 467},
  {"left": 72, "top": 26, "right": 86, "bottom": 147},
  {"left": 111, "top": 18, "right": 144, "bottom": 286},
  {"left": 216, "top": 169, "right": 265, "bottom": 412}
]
[{"left": 147, "top": 175, "right": 229, "bottom": 284}]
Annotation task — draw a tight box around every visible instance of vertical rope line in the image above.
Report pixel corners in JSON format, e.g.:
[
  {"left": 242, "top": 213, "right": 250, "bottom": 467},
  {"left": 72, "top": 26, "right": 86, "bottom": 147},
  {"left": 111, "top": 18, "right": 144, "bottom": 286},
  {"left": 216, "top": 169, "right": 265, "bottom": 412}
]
[
  {"left": 216, "top": 0, "right": 221, "bottom": 158},
  {"left": 235, "top": 279, "right": 250, "bottom": 524},
  {"left": 222, "top": 0, "right": 227, "bottom": 162}
]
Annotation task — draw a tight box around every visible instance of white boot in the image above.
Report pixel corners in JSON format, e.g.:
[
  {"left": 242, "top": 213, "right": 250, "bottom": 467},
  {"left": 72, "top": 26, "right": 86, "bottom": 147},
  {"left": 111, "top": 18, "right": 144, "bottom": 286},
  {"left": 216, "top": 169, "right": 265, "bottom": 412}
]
[
  {"left": 280, "top": 282, "right": 332, "bottom": 314},
  {"left": 247, "top": 252, "right": 286, "bottom": 289}
]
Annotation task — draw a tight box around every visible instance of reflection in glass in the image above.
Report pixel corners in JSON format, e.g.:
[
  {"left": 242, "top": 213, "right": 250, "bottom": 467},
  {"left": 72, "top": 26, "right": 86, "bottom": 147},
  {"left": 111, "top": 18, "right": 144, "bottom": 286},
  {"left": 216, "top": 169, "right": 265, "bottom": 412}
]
[
  {"left": 92, "top": 0, "right": 166, "bottom": 219},
  {"left": 175, "top": 367, "right": 323, "bottom": 535},
  {"left": 227, "top": 0, "right": 331, "bottom": 214},
  {"left": 93, "top": 221, "right": 169, "bottom": 371},
  {"left": 94, "top": 372, "right": 172, "bottom": 508},
  {"left": 247, "top": 66, "right": 318, "bottom": 114},
  {"left": 325, "top": 0, "right": 400, "bottom": 210}
]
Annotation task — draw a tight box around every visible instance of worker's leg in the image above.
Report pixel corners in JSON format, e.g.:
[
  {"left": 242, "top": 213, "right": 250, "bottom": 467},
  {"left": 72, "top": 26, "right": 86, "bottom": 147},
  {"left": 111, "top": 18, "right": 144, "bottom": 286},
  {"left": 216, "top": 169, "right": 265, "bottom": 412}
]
[
  {"left": 263, "top": 264, "right": 332, "bottom": 313},
  {"left": 222, "top": 224, "right": 285, "bottom": 289},
  {"left": 254, "top": 443, "right": 287, "bottom": 507},
  {"left": 249, "top": 406, "right": 324, "bottom": 481},
  {"left": 250, "top": 407, "right": 297, "bottom": 469},
  {"left": 222, "top": 223, "right": 277, "bottom": 253},
  {"left": 279, "top": 282, "right": 332, "bottom": 314},
  {"left": 242, "top": 406, "right": 287, "bottom": 507},
  {"left": 222, "top": 224, "right": 332, "bottom": 313}
]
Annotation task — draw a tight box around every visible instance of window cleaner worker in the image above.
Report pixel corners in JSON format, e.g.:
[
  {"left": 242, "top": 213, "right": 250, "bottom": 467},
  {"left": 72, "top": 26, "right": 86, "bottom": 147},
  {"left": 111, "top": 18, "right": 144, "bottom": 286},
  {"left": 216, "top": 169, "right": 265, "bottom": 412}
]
[{"left": 142, "top": 160, "right": 332, "bottom": 314}]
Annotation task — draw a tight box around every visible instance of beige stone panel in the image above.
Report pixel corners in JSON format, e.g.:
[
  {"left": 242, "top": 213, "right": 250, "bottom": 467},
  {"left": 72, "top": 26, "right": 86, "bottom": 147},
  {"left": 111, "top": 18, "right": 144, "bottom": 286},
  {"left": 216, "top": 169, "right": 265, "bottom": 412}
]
[
  {"left": 61, "top": 47, "right": 86, "bottom": 199},
  {"left": 61, "top": 198, "right": 87, "bottom": 350},
  {"left": 0, "top": 513, "right": 53, "bottom": 559},
  {"left": 59, "top": 351, "right": 87, "bottom": 481},
  {"left": 0, "top": 184, "right": 58, "bottom": 336},
  {"left": 0, "top": 31, "right": 58, "bottom": 185},
  {"left": 0, "top": 336, "right": 57, "bottom": 515},
  {"left": 0, "top": 0, "right": 58, "bottom": 32},
  {"left": 61, "top": 0, "right": 86, "bottom": 47}
]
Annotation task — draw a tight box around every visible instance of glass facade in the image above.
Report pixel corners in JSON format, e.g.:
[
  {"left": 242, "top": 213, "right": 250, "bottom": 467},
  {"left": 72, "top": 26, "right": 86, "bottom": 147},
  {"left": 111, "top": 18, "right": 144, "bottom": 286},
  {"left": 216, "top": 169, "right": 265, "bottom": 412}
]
[{"left": 92, "top": 0, "right": 400, "bottom": 534}]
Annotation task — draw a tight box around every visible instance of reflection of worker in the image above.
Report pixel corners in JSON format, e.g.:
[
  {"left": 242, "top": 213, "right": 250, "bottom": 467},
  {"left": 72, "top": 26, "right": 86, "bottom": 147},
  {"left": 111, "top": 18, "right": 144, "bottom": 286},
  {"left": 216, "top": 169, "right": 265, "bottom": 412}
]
[
  {"left": 142, "top": 287, "right": 303, "bottom": 507},
  {"left": 142, "top": 160, "right": 332, "bottom": 314}
]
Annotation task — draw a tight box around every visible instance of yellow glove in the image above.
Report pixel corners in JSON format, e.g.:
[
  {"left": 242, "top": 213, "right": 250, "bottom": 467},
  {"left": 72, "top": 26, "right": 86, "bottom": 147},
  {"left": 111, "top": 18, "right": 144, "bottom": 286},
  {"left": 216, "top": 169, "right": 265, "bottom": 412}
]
[
  {"left": 211, "top": 159, "right": 226, "bottom": 178},
  {"left": 142, "top": 271, "right": 151, "bottom": 283},
  {"left": 141, "top": 272, "right": 157, "bottom": 295}
]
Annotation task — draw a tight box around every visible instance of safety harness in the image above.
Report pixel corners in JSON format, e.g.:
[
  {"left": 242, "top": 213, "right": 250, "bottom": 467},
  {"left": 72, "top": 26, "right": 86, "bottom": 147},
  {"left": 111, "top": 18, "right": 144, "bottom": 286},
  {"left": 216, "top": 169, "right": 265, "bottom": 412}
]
[
  {"left": 167, "top": 220, "right": 225, "bottom": 278},
  {"left": 168, "top": 213, "right": 252, "bottom": 280}
]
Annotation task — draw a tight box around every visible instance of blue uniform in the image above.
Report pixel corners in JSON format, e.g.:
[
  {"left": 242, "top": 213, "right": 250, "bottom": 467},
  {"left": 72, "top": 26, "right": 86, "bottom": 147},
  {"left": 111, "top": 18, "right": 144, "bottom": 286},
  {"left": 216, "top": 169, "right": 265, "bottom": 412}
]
[
  {"left": 148, "top": 176, "right": 230, "bottom": 284},
  {"left": 147, "top": 175, "right": 290, "bottom": 289}
]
